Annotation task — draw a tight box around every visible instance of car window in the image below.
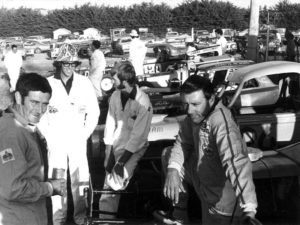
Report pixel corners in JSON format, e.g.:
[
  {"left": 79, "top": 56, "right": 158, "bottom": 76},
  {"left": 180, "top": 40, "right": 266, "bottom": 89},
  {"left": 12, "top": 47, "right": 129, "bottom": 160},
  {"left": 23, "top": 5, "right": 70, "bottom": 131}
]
[
  {"left": 243, "top": 79, "right": 259, "bottom": 89},
  {"left": 146, "top": 47, "right": 155, "bottom": 58},
  {"left": 212, "top": 70, "right": 227, "bottom": 88}
]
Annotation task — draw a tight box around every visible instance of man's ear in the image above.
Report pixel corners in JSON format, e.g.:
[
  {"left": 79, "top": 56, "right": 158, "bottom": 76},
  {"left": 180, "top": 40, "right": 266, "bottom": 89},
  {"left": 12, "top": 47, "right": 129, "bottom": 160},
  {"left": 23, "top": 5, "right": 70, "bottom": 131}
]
[
  {"left": 209, "top": 94, "right": 215, "bottom": 107},
  {"left": 15, "top": 91, "right": 22, "bottom": 105}
]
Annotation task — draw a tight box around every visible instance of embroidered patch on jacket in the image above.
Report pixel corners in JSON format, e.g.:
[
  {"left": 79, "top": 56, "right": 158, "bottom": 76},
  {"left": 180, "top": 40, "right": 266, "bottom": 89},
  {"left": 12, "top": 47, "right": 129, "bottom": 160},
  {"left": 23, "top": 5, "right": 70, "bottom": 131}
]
[
  {"left": 0, "top": 148, "right": 15, "bottom": 164},
  {"left": 78, "top": 105, "right": 87, "bottom": 114},
  {"left": 48, "top": 106, "right": 58, "bottom": 113}
]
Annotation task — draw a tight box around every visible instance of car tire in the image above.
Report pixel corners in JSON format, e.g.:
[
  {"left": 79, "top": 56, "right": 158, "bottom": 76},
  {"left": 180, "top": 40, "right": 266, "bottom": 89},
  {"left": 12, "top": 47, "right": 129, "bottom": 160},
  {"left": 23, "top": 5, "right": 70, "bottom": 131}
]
[
  {"left": 34, "top": 48, "right": 41, "bottom": 54},
  {"left": 138, "top": 81, "right": 154, "bottom": 89}
]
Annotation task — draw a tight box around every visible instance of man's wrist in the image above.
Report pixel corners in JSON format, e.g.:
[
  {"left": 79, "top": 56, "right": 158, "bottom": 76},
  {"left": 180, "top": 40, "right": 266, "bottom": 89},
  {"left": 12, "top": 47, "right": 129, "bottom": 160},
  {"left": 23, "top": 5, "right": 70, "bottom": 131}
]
[
  {"left": 118, "top": 150, "right": 133, "bottom": 164},
  {"left": 45, "top": 181, "right": 54, "bottom": 196}
]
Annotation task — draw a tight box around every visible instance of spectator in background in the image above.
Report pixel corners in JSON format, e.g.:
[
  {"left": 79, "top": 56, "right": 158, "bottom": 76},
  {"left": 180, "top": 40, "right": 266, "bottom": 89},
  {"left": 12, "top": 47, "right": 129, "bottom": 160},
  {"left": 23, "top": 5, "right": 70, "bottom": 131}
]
[
  {"left": 129, "top": 29, "right": 147, "bottom": 75},
  {"left": 285, "top": 30, "right": 296, "bottom": 62},
  {"left": 89, "top": 40, "right": 106, "bottom": 100},
  {"left": 99, "top": 62, "right": 153, "bottom": 219},
  {"left": 0, "top": 73, "right": 66, "bottom": 225},
  {"left": 39, "top": 43, "right": 99, "bottom": 225},
  {"left": 215, "top": 28, "right": 227, "bottom": 55},
  {"left": 89, "top": 40, "right": 107, "bottom": 124},
  {"left": 275, "top": 30, "right": 282, "bottom": 45},
  {"left": 156, "top": 75, "right": 258, "bottom": 225},
  {"left": 0, "top": 74, "right": 13, "bottom": 113},
  {"left": 4, "top": 44, "right": 23, "bottom": 91},
  {"left": 2, "top": 44, "right": 10, "bottom": 60}
]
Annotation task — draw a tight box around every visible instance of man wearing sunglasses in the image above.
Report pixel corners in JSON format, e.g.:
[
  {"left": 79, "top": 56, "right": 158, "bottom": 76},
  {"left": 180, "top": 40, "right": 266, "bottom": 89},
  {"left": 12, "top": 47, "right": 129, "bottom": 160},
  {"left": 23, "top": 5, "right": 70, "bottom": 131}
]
[{"left": 39, "top": 43, "right": 99, "bottom": 225}]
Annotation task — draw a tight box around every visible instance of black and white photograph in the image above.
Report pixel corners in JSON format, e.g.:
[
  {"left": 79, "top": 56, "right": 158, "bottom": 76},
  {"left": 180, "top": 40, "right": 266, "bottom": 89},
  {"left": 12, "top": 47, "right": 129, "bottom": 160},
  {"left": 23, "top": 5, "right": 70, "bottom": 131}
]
[{"left": 1, "top": 0, "right": 300, "bottom": 224}]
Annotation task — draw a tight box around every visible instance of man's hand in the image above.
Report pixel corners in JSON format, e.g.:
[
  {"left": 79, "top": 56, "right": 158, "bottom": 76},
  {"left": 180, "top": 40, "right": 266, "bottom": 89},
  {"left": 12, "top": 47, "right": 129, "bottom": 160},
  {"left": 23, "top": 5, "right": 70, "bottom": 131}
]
[
  {"left": 163, "top": 168, "right": 181, "bottom": 205},
  {"left": 49, "top": 178, "right": 66, "bottom": 196}
]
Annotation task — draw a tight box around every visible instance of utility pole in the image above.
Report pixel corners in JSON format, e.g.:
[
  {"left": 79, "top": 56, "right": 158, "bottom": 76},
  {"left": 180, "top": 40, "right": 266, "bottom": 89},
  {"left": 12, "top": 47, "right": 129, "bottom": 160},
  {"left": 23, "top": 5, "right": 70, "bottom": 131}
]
[
  {"left": 246, "top": 0, "right": 260, "bottom": 62},
  {"left": 265, "top": 10, "right": 270, "bottom": 61}
]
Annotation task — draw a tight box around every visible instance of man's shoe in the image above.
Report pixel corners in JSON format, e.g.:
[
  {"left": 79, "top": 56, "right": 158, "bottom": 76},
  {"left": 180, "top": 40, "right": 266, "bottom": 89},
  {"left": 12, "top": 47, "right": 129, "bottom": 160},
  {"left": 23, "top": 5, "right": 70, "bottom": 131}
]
[{"left": 152, "top": 210, "right": 189, "bottom": 225}]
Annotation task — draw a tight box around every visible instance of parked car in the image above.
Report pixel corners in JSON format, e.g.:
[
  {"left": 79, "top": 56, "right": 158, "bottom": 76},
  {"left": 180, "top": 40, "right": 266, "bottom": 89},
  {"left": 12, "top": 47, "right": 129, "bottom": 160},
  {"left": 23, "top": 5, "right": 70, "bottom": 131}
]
[
  {"left": 5, "top": 36, "right": 24, "bottom": 42},
  {"left": 193, "top": 59, "right": 255, "bottom": 85},
  {"left": 237, "top": 29, "right": 249, "bottom": 37},
  {"left": 111, "top": 37, "right": 132, "bottom": 55},
  {"left": 25, "top": 35, "right": 51, "bottom": 42},
  {"left": 88, "top": 61, "right": 300, "bottom": 224},
  {"left": 23, "top": 40, "right": 51, "bottom": 54},
  {"left": 0, "top": 41, "right": 31, "bottom": 60},
  {"left": 195, "top": 29, "right": 210, "bottom": 42}
]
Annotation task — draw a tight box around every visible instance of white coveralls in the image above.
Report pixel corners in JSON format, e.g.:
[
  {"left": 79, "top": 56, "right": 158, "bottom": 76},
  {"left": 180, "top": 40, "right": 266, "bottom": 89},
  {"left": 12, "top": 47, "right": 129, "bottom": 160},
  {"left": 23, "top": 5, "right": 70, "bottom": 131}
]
[
  {"left": 129, "top": 38, "right": 147, "bottom": 76},
  {"left": 0, "top": 112, "right": 53, "bottom": 225},
  {"left": 99, "top": 86, "right": 153, "bottom": 218},
  {"left": 39, "top": 72, "right": 99, "bottom": 225},
  {"left": 89, "top": 49, "right": 106, "bottom": 99},
  {"left": 4, "top": 51, "right": 22, "bottom": 91},
  {"left": 216, "top": 35, "right": 228, "bottom": 55}
]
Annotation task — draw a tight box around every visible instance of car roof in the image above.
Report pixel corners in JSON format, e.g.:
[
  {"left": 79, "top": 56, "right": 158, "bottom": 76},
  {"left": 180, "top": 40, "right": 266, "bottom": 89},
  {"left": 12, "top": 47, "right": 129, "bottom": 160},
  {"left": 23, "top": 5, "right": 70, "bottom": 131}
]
[
  {"left": 196, "top": 60, "right": 254, "bottom": 71},
  {"left": 228, "top": 61, "right": 300, "bottom": 83},
  {"left": 147, "top": 43, "right": 175, "bottom": 49}
]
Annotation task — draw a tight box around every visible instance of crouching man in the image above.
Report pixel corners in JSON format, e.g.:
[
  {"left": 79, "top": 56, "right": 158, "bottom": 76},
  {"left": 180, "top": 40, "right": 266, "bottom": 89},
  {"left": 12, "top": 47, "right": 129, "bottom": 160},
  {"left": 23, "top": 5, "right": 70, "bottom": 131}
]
[
  {"left": 99, "top": 62, "right": 153, "bottom": 218},
  {"left": 158, "top": 75, "right": 258, "bottom": 225},
  {"left": 0, "top": 73, "right": 66, "bottom": 225}
]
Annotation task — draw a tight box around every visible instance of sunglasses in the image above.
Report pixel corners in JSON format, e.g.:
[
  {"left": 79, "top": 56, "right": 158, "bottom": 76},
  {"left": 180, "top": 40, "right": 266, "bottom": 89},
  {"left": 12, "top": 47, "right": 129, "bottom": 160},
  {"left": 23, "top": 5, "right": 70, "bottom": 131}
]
[{"left": 62, "top": 63, "right": 77, "bottom": 68}]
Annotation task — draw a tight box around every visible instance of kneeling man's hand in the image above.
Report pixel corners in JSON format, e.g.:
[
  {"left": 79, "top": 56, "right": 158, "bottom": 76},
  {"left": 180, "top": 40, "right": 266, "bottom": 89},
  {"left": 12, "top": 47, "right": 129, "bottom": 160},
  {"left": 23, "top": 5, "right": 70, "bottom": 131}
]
[{"left": 163, "top": 168, "right": 181, "bottom": 205}]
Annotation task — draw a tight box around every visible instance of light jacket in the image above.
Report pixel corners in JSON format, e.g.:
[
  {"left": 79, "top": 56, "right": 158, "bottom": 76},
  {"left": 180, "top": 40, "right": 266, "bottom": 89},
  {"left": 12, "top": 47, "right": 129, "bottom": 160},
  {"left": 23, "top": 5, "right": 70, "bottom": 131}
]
[
  {"left": 89, "top": 49, "right": 106, "bottom": 98},
  {"left": 39, "top": 72, "right": 99, "bottom": 169},
  {"left": 168, "top": 102, "right": 257, "bottom": 215},
  {"left": 0, "top": 112, "right": 52, "bottom": 225},
  {"left": 104, "top": 85, "right": 153, "bottom": 153}
]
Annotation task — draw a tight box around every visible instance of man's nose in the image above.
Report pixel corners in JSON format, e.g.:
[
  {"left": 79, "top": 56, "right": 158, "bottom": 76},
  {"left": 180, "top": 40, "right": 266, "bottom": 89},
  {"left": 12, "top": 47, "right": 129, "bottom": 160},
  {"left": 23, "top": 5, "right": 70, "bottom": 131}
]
[
  {"left": 187, "top": 104, "right": 193, "bottom": 114},
  {"left": 35, "top": 104, "right": 44, "bottom": 114}
]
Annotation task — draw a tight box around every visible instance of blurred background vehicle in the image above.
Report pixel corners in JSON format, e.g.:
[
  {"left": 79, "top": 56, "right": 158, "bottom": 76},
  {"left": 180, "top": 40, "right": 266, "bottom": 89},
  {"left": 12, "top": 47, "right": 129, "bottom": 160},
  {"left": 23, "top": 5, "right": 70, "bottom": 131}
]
[{"left": 23, "top": 40, "right": 51, "bottom": 54}]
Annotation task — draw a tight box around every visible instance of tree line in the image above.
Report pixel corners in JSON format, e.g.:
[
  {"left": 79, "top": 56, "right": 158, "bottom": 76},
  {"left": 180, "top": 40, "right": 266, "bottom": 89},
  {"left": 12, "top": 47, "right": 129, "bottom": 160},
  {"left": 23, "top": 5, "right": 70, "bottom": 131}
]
[{"left": 0, "top": 0, "right": 299, "bottom": 38}]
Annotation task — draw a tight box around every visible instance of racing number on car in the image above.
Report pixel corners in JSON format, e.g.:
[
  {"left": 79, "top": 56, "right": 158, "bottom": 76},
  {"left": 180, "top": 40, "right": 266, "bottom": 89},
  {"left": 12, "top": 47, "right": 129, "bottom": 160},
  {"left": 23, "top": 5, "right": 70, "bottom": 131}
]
[
  {"left": 143, "top": 64, "right": 161, "bottom": 74},
  {"left": 144, "top": 64, "right": 155, "bottom": 74}
]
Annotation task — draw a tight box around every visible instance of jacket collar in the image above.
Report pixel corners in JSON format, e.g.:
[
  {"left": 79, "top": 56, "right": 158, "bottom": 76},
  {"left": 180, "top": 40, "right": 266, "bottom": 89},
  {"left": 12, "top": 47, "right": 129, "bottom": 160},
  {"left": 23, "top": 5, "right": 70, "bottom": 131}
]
[{"left": 9, "top": 106, "right": 36, "bottom": 132}]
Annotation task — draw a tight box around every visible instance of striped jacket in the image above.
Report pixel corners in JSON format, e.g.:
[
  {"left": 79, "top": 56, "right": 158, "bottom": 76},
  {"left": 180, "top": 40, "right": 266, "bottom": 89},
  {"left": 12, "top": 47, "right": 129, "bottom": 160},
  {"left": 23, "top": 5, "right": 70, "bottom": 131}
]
[{"left": 168, "top": 101, "right": 257, "bottom": 215}]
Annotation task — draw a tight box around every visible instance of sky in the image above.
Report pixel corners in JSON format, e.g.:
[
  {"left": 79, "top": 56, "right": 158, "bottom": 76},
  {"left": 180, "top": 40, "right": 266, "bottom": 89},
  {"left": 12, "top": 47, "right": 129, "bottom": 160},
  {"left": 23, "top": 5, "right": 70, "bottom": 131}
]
[{"left": 0, "top": 0, "right": 299, "bottom": 10}]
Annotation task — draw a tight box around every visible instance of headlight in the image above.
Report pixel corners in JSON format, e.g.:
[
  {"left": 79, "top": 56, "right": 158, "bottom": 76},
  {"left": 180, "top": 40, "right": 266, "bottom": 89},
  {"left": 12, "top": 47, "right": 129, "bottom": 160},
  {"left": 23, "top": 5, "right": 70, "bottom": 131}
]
[{"left": 101, "top": 77, "right": 114, "bottom": 92}]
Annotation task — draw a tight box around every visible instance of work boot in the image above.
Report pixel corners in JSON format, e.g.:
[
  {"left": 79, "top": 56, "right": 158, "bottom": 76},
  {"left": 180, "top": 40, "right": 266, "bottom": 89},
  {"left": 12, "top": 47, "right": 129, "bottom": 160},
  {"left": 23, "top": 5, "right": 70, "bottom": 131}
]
[{"left": 152, "top": 207, "right": 189, "bottom": 225}]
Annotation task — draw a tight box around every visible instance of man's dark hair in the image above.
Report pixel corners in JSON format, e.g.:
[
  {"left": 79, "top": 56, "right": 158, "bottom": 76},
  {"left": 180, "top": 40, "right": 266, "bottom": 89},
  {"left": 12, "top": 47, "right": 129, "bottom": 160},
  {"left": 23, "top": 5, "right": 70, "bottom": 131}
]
[
  {"left": 180, "top": 75, "right": 214, "bottom": 100},
  {"left": 11, "top": 44, "right": 17, "bottom": 49},
  {"left": 117, "top": 61, "right": 136, "bottom": 86},
  {"left": 92, "top": 40, "right": 101, "bottom": 49},
  {"left": 215, "top": 28, "right": 223, "bottom": 35},
  {"left": 16, "top": 73, "right": 52, "bottom": 103},
  {"left": 1, "top": 73, "right": 10, "bottom": 86}
]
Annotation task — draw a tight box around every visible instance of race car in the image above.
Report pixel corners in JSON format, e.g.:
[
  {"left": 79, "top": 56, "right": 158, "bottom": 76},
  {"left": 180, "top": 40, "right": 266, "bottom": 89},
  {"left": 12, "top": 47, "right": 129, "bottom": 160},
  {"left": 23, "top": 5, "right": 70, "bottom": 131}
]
[{"left": 87, "top": 61, "right": 300, "bottom": 224}]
